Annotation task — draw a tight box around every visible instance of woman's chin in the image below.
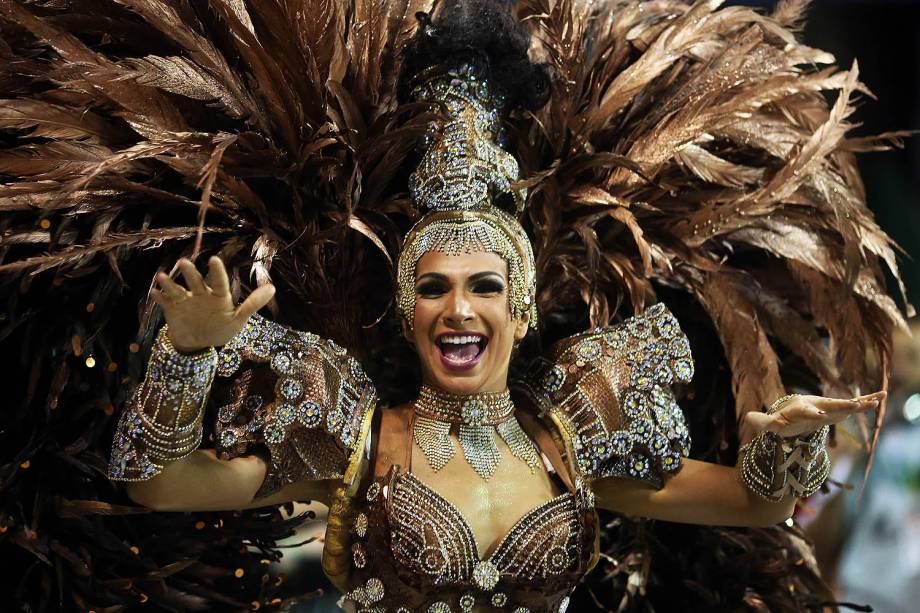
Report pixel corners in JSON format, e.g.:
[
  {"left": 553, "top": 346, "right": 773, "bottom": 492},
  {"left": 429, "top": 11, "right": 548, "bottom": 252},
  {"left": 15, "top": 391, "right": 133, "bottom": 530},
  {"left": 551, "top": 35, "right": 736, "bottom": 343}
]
[{"left": 429, "top": 368, "right": 485, "bottom": 394}]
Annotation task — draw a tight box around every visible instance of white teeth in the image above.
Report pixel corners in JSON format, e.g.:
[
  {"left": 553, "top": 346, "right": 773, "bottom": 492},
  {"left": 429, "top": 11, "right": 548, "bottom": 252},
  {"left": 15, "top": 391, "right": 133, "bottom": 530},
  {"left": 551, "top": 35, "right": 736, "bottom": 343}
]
[{"left": 440, "top": 335, "right": 482, "bottom": 345}]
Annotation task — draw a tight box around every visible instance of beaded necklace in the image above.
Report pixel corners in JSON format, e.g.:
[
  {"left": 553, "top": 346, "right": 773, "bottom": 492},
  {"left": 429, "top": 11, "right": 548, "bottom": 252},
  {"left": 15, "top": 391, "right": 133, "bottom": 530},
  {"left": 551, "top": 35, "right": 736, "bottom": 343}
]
[{"left": 412, "top": 385, "right": 541, "bottom": 480}]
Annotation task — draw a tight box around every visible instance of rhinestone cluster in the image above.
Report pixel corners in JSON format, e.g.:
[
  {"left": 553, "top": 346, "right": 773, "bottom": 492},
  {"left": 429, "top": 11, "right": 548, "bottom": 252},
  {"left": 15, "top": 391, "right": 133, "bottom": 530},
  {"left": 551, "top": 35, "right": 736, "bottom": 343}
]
[
  {"left": 413, "top": 385, "right": 540, "bottom": 480},
  {"left": 108, "top": 327, "right": 217, "bottom": 481},
  {"left": 408, "top": 62, "right": 522, "bottom": 213},
  {"left": 529, "top": 303, "right": 694, "bottom": 487},
  {"left": 212, "top": 314, "right": 376, "bottom": 463},
  {"left": 396, "top": 61, "right": 537, "bottom": 332},
  {"left": 396, "top": 208, "right": 537, "bottom": 332},
  {"left": 389, "top": 471, "right": 581, "bottom": 592},
  {"left": 740, "top": 416, "right": 830, "bottom": 502}
]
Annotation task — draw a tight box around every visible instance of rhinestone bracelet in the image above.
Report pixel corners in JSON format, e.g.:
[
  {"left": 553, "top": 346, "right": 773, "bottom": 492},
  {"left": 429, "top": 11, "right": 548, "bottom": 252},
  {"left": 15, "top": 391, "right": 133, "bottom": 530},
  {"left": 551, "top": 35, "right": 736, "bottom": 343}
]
[
  {"left": 740, "top": 394, "right": 830, "bottom": 502},
  {"left": 108, "top": 326, "right": 217, "bottom": 481}
]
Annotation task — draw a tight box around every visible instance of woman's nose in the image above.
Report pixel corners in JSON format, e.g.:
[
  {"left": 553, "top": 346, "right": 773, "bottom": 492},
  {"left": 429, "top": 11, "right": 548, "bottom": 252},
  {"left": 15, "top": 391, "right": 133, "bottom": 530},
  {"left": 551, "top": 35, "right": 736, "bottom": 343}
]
[{"left": 443, "top": 290, "right": 475, "bottom": 325}]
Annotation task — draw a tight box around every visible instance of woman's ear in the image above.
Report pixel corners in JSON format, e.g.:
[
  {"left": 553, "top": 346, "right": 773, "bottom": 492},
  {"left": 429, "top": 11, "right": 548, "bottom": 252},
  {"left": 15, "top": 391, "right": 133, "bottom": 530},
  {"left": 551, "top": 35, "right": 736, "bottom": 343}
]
[
  {"left": 401, "top": 318, "right": 415, "bottom": 346},
  {"left": 513, "top": 313, "right": 530, "bottom": 341}
]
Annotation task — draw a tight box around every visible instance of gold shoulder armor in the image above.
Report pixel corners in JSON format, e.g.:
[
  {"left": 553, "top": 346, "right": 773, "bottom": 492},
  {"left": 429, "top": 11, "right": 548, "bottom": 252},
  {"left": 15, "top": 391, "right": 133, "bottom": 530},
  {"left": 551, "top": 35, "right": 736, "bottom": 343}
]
[
  {"left": 213, "top": 315, "right": 377, "bottom": 498},
  {"left": 521, "top": 303, "right": 693, "bottom": 488}
]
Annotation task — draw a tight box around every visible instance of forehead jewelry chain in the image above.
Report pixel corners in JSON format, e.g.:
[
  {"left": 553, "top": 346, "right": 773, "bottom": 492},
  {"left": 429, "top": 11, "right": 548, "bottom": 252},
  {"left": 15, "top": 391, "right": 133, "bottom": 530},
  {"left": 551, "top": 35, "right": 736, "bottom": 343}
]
[{"left": 413, "top": 385, "right": 540, "bottom": 480}]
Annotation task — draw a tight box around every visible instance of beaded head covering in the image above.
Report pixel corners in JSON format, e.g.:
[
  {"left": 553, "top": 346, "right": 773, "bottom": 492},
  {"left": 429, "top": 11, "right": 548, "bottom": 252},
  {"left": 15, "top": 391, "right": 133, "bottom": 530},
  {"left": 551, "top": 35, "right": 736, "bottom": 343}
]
[{"left": 396, "top": 61, "right": 537, "bottom": 331}]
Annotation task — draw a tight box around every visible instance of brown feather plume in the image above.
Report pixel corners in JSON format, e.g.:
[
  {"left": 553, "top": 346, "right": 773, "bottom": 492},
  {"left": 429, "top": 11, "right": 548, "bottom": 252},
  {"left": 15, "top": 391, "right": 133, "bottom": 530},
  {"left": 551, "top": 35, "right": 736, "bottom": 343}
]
[{"left": 0, "top": 0, "right": 908, "bottom": 610}]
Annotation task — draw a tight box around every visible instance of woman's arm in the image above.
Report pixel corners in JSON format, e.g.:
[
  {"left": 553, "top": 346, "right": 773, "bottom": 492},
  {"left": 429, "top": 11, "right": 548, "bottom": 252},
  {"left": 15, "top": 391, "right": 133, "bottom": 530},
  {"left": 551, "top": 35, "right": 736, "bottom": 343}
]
[
  {"left": 592, "top": 456, "right": 792, "bottom": 527},
  {"left": 125, "top": 449, "right": 334, "bottom": 511},
  {"left": 116, "top": 257, "right": 338, "bottom": 512},
  {"left": 593, "top": 391, "right": 885, "bottom": 527}
]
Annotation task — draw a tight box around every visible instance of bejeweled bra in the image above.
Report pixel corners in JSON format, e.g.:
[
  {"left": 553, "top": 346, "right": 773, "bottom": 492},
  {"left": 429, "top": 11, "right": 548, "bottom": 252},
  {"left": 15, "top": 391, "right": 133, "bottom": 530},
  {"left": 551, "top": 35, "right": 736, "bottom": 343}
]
[
  {"left": 389, "top": 471, "right": 582, "bottom": 585},
  {"left": 341, "top": 457, "right": 595, "bottom": 613}
]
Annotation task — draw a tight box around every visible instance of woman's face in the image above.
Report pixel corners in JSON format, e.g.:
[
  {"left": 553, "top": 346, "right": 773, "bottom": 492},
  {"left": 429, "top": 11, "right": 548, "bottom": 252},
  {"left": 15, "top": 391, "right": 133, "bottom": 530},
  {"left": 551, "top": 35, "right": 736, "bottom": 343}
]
[{"left": 410, "top": 250, "right": 528, "bottom": 395}]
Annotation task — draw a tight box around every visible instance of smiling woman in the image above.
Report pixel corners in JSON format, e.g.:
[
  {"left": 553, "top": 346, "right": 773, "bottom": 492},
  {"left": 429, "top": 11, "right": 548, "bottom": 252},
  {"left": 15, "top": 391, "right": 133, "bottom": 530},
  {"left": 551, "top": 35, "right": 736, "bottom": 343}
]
[
  {"left": 67, "top": 0, "right": 902, "bottom": 611},
  {"left": 412, "top": 251, "right": 527, "bottom": 394}
]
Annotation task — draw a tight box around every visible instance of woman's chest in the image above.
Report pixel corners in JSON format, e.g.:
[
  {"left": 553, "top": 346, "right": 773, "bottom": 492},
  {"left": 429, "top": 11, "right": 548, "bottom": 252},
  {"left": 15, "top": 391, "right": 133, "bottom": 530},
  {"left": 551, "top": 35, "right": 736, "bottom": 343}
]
[
  {"left": 406, "top": 440, "right": 564, "bottom": 558},
  {"left": 331, "top": 406, "right": 598, "bottom": 611},
  {"left": 341, "top": 465, "right": 594, "bottom": 612}
]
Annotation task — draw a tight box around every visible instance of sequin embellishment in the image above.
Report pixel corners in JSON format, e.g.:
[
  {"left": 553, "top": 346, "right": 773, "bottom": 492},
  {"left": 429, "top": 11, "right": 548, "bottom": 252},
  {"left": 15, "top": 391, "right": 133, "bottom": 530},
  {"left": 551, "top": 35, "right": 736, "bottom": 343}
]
[
  {"left": 529, "top": 303, "right": 693, "bottom": 487},
  {"left": 388, "top": 472, "right": 582, "bottom": 589}
]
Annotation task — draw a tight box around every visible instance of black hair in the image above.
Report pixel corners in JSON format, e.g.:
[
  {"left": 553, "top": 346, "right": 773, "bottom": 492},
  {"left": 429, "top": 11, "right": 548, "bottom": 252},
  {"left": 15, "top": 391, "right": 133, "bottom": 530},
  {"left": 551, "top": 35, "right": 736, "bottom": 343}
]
[{"left": 398, "top": 0, "right": 551, "bottom": 112}]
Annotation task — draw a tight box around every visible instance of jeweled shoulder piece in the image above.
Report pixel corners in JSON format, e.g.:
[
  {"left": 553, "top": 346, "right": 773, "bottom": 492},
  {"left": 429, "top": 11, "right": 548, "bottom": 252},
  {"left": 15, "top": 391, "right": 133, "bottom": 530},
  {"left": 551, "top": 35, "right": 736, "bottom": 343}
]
[
  {"left": 212, "top": 314, "right": 378, "bottom": 497},
  {"left": 516, "top": 303, "right": 693, "bottom": 488},
  {"left": 408, "top": 62, "right": 525, "bottom": 213}
]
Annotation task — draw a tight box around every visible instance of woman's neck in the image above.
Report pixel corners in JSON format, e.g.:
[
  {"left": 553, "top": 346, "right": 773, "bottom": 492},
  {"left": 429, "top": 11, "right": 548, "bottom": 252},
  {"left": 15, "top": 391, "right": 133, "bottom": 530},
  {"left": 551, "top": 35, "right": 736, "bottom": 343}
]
[{"left": 414, "top": 384, "right": 513, "bottom": 426}]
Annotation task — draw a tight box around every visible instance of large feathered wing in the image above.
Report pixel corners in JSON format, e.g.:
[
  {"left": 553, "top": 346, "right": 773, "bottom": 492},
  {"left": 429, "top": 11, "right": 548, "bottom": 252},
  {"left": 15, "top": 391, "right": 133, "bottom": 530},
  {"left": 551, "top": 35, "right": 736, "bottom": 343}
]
[
  {"left": 0, "top": 0, "right": 432, "bottom": 608},
  {"left": 514, "top": 0, "right": 910, "bottom": 609},
  {"left": 0, "top": 0, "right": 909, "bottom": 610}
]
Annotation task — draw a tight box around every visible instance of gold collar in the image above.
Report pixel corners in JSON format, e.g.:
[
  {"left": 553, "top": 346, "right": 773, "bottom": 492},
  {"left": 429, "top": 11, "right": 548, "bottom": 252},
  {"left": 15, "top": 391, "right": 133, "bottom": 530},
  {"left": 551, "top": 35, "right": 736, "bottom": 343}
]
[{"left": 412, "top": 385, "right": 540, "bottom": 480}]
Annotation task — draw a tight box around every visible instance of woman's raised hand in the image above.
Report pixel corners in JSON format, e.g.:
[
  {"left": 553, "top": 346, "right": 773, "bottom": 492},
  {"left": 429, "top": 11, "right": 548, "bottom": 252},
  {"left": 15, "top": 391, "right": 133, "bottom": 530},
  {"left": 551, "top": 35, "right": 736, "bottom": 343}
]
[
  {"left": 745, "top": 391, "right": 887, "bottom": 439},
  {"left": 150, "top": 257, "right": 275, "bottom": 354}
]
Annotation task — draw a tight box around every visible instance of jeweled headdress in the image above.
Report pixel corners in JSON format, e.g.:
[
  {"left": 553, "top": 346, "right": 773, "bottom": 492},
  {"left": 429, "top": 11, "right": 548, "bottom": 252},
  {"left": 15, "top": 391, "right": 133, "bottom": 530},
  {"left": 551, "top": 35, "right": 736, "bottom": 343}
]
[{"left": 396, "top": 61, "right": 537, "bottom": 331}]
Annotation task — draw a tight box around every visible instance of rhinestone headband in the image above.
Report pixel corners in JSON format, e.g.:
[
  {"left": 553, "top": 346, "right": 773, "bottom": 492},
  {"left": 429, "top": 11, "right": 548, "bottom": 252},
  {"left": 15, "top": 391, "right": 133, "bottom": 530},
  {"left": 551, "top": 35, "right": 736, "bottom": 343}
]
[
  {"left": 396, "top": 208, "right": 537, "bottom": 330},
  {"left": 397, "top": 62, "right": 537, "bottom": 331}
]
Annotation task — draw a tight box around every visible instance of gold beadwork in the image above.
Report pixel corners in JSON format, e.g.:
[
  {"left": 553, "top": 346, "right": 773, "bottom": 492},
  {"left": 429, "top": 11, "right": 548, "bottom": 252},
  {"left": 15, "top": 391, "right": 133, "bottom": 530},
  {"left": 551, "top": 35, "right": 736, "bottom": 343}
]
[
  {"left": 396, "top": 209, "right": 537, "bottom": 332},
  {"left": 412, "top": 385, "right": 540, "bottom": 480},
  {"left": 396, "top": 62, "right": 537, "bottom": 332},
  {"left": 415, "top": 386, "right": 514, "bottom": 425},
  {"left": 108, "top": 327, "right": 217, "bottom": 481},
  {"left": 388, "top": 471, "right": 582, "bottom": 590},
  {"left": 740, "top": 425, "right": 830, "bottom": 502},
  {"left": 519, "top": 303, "right": 693, "bottom": 487},
  {"left": 408, "top": 62, "right": 524, "bottom": 214}
]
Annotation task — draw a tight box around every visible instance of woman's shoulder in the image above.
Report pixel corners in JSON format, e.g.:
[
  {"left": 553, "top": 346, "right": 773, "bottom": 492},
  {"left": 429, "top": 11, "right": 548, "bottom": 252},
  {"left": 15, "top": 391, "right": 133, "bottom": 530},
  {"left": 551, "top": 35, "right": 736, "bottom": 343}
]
[
  {"left": 211, "top": 314, "right": 379, "bottom": 497},
  {"left": 513, "top": 303, "right": 694, "bottom": 488}
]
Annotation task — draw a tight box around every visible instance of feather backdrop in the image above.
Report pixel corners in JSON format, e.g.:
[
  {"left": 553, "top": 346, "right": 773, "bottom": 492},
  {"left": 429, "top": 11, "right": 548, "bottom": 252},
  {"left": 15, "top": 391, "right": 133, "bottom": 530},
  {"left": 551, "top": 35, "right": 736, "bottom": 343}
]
[{"left": 0, "top": 0, "right": 909, "bottom": 610}]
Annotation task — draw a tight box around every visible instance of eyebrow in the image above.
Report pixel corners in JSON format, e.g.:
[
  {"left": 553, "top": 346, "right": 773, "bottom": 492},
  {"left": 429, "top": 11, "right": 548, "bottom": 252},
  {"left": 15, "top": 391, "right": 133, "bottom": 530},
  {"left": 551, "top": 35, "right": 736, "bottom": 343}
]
[{"left": 415, "top": 271, "right": 506, "bottom": 284}]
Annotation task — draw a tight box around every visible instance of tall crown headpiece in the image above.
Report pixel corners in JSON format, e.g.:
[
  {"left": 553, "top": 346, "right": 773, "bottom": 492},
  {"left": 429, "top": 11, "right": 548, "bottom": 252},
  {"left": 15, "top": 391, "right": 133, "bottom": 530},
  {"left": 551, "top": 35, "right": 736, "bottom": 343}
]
[{"left": 396, "top": 61, "right": 537, "bottom": 331}]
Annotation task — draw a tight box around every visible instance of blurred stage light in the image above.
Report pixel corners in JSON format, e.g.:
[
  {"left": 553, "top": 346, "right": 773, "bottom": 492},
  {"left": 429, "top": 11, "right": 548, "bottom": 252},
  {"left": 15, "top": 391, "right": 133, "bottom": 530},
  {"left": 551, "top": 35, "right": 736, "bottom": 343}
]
[{"left": 903, "top": 393, "right": 920, "bottom": 422}]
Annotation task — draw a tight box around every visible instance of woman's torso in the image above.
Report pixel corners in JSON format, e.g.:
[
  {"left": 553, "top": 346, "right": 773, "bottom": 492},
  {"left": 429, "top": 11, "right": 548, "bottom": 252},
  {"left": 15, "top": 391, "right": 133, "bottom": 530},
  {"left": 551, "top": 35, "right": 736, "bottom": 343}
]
[{"left": 332, "top": 401, "right": 598, "bottom": 613}]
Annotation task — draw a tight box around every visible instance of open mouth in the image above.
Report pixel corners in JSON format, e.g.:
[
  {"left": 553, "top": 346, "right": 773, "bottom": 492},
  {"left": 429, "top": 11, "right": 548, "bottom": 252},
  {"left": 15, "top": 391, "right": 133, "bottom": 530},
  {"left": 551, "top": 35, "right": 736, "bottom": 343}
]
[{"left": 436, "top": 333, "right": 488, "bottom": 370}]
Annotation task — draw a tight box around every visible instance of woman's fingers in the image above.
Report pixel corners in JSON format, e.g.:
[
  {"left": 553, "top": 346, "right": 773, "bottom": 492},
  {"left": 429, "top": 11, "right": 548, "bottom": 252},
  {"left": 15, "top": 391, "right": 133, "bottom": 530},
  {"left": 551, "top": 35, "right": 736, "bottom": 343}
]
[
  {"left": 755, "top": 390, "right": 888, "bottom": 438},
  {"left": 149, "top": 287, "right": 172, "bottom": 307},
  {"left": 156, "top": 271, "right": 189, "bottom": 300},
  {"left": 810, "top": 392, "right": 885, "bottom": 412},
  {"left": 234, "top": 284, "right": 275, "bottom": 322},
  {"left": 206, "top": 256, "right": 231, "bottom": 297},
  {"left": 178, "top": 258, "right": 208, "bottom": 294},
  {"left": 809, "top": 397, "right": 869, "bottom": 411}
]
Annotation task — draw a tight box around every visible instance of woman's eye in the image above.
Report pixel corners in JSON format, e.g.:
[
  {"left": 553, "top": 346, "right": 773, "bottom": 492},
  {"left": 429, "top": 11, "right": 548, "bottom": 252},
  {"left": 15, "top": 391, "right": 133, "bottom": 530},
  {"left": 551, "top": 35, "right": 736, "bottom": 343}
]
[
  {"left": 473, "top": 281, "right": 505, "bottom": 294},
  {"left": 416, "top": 283, "right": 445, "bottom": 297}
]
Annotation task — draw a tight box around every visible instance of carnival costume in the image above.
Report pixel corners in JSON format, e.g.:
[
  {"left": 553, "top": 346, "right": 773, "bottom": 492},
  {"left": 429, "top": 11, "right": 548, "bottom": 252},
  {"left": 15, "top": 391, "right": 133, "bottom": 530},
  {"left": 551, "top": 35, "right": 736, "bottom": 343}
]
[{"left": 0, "top": 0, "right": 910, "bottom": 611}]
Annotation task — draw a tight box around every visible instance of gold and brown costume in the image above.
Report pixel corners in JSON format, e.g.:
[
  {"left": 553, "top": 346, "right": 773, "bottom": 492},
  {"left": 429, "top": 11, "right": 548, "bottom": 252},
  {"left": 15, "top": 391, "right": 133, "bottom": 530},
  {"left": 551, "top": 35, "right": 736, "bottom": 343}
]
[
  {"left": 111, "top": 303, "right": 694, "bottom": 612},
  {"left": 2, "top": 0, "right": 910, "bottom": 610}
]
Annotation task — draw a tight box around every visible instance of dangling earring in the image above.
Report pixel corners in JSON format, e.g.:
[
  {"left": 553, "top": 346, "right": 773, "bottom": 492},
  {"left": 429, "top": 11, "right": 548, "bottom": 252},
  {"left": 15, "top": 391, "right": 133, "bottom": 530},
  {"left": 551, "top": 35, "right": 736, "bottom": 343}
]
[{"left": 401, "top": 319, "right": 417, "bottom": 351}]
